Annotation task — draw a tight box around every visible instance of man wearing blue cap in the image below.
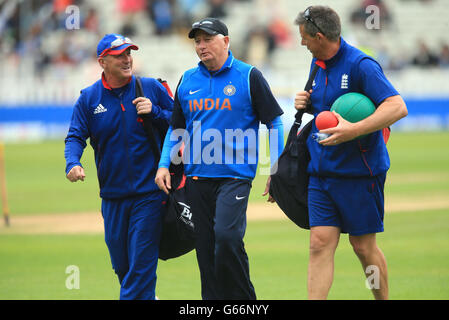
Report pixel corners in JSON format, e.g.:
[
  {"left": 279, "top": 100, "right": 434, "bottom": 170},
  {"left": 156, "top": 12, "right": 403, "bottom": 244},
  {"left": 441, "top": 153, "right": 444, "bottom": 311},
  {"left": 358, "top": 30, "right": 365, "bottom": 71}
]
[{"left": 64, "top": 34, "right": 174, "bottom": 300}]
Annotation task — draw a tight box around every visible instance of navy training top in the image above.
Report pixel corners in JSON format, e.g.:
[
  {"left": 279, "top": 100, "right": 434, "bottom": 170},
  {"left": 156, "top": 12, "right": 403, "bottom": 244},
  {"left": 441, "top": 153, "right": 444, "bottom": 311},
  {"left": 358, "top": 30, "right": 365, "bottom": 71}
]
[{"left": 306, "top": 37, "right": 399, "bottom": 177}]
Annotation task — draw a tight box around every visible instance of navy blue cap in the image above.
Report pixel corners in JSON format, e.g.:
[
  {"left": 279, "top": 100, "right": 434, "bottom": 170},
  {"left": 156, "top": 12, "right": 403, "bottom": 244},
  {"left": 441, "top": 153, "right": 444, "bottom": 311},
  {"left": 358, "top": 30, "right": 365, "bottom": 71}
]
[{"left": 188, "top": 18, "right": 228, "bottom": 38}]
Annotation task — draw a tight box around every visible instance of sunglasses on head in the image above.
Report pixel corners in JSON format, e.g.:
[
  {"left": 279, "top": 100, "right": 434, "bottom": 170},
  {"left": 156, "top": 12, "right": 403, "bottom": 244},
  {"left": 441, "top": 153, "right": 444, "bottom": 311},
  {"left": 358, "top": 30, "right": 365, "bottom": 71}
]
[
  {"left": 99, "top": 37, "right": 133, "bottom": 57},
  {"left": 192, "top": 20, "right": 214, "bottom": 28},
  {"left": 304, "top": 7, "right": 326, "bottom": 36},
  {"left": 109, "top": 37, "right": 133, "bottom": 49}
]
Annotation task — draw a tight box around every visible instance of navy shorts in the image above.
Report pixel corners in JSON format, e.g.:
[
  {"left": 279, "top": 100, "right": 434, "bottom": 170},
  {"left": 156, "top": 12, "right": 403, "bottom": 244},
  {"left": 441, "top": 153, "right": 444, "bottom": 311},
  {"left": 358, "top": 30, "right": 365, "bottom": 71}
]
[{"left": 308, "top": 174, "right": 386, "bottom": 236}]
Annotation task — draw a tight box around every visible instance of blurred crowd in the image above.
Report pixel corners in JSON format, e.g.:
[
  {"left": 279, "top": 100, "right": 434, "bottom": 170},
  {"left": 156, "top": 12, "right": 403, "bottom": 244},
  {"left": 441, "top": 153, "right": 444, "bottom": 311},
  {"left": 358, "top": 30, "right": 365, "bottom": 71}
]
[
  {"left": 0, "top": 0, "right": 291, "bottom": 77},
  {"left": 118, "top": 0, "right": 247, "bottom": 36},
  {"left": 361, "top": 39, "right": 449, "bottom": 71},
  {"left": 349, "top": 0, "right": 449, "bottom": 70},
  {"left": 0, "top": 0, "right": 448, "bottom": 81},
  {"left": 1, "top": 0, "right": 101, "bottom": 77},
  {"left": 0, "top": 0, "right": 253, "bottom": 77}
]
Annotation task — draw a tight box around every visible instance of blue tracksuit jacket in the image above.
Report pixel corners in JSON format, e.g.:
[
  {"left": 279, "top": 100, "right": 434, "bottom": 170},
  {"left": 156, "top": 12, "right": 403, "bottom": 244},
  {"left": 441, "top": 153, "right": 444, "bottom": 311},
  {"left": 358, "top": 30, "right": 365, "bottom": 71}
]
[{"left": 65, "top": 74, "right": 174, "bottom": 199}]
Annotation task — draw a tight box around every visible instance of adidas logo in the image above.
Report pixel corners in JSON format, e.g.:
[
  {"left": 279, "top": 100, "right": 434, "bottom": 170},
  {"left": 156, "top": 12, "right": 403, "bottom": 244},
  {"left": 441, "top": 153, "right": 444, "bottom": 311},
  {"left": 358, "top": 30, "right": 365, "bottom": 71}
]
[{"left": 93, "top": 104, "right": 107, "bottom": 114}]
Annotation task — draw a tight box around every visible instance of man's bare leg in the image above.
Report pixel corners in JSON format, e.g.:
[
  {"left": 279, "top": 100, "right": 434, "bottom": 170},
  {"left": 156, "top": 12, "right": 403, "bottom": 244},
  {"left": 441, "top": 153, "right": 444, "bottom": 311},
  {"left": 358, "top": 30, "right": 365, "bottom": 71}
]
[
  {"left": 307, "top": 226, "right": 341, "bottom": 300},
  {"left": 349, "top": 233, "right": 389, "bottom": 300}
]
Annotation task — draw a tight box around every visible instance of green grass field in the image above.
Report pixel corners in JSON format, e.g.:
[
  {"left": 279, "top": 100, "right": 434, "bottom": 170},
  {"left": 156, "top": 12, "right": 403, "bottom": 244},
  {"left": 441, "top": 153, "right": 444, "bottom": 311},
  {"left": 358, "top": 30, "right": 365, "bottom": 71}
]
[
  {"left": 1, "top": 131, "right": 449, "bottom": 299},
  {"left": 1, "top": 210, "right": 448, "bottom": 300}
]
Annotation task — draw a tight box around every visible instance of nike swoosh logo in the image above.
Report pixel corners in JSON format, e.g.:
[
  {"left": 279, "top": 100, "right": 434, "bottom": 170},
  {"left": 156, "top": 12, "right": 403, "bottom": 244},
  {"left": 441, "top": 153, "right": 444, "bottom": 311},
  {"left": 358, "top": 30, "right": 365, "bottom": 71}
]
[
  {"left": 235, "top": 195, "right": 246, "bottom": 200},
  {"left": 189, "top": 89, "right": 201, "bottom": 95}
]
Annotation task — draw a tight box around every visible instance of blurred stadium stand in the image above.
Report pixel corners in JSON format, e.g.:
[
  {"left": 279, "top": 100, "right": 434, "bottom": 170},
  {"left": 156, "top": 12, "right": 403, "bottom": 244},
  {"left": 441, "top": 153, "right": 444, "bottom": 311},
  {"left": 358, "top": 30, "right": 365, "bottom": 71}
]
[{"left": 0, "top": 0, "right": 448, "bottom": 141}]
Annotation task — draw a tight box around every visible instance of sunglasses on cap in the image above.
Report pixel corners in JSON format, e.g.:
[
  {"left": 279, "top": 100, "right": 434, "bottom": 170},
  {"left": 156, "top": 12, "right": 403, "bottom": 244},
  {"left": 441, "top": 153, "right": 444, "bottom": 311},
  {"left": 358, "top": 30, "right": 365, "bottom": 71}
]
[
  {"left": 304, "top": 6, "right": 326, "bottom": 36},
  {"left": 99, "top": 37, "right": 134, "bottom": 57},
  {"left": 110, "top": 37, "right": 133, "bottom": 48},
  {"left": 192, "top": 20, "right": 215, "bottom": 28}
]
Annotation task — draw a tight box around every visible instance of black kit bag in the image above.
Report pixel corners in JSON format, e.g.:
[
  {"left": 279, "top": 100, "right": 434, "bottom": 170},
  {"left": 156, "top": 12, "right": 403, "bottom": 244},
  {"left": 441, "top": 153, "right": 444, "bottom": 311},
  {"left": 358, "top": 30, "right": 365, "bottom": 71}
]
[
  {"left": 269, "top": 63, "right": 321, "bottom": 229},
  {"left": 135, "top": 76, "right": 195, "bottom": 260}
]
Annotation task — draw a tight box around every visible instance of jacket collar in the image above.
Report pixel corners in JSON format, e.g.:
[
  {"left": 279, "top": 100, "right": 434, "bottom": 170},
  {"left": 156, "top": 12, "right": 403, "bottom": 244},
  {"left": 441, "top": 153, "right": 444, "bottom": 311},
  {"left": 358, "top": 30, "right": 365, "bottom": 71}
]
[
  {"left": 323, "top": 37, "right": 347, "bottom": 68},
  {"left": 101, "top": 72, "right": 133, "bottom": 90}
]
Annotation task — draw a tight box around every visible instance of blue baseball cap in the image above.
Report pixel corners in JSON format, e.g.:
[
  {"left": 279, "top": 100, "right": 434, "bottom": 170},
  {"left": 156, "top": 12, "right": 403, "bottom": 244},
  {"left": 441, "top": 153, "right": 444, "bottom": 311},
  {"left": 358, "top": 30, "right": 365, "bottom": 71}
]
[{"left": 97, "top": 33, "right": 139, "bottom": 58}]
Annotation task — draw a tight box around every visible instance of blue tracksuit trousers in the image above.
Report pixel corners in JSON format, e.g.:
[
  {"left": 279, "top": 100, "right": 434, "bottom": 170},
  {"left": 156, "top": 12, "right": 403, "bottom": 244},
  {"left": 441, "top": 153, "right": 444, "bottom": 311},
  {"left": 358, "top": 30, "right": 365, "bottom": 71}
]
[
  {"left": 187, "top": 177, "right": 256, "bottom": 300},
  {"left": 101, "top": 192, "right": 164, "bottom": 300}
]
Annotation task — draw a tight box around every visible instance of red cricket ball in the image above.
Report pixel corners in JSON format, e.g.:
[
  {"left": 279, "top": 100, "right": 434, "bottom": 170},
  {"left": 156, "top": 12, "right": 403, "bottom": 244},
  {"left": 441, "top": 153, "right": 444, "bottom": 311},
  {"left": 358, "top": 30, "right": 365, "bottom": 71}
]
[{"left": 315, "top": 111, "right": 339, "bottom": 130}]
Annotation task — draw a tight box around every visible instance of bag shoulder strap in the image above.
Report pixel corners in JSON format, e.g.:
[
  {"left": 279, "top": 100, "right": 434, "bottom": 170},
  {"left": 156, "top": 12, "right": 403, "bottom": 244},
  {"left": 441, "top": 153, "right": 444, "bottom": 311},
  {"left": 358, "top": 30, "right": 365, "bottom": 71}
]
[
  {"left": 135, "top": 76, "right": 161, "bottom": 159},
  {"left": 286, "top": 63, "right": 321, "bottom": 147},
  {"left": 294, "top": 63, "right": 320, "bottom": 124}
]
